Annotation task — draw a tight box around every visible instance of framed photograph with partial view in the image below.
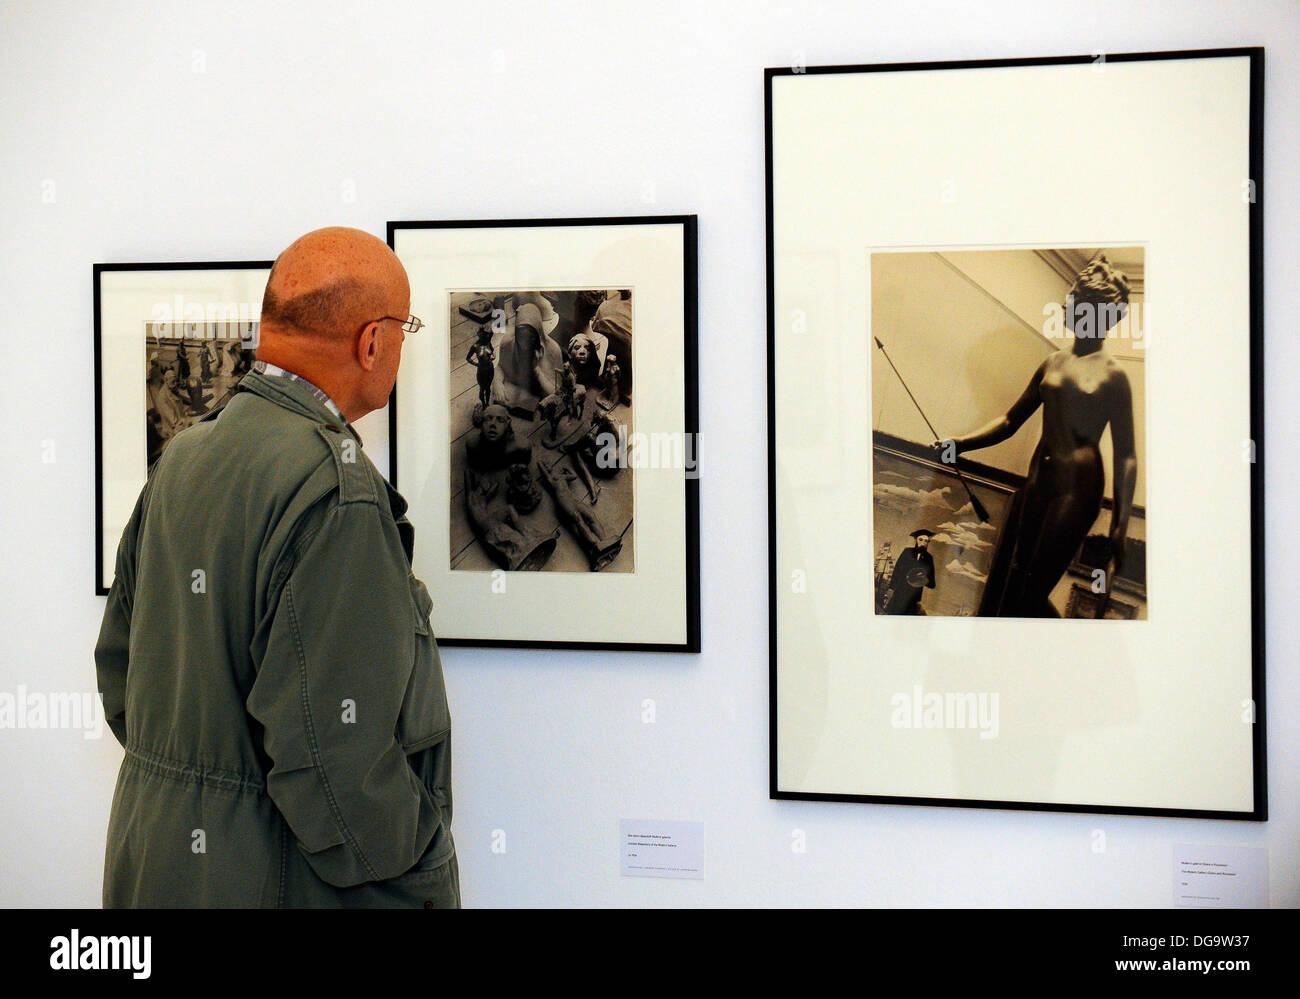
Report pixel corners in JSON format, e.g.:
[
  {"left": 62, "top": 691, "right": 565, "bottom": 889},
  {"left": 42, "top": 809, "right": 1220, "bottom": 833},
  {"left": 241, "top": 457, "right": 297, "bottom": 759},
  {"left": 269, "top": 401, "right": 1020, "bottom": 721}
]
[
  {"left": 389, "top": 217, "right": 699, "bottom": 651},
  {"left": 767, "top": 50, "right": 1264, "bottom": 818},
  {"left": 94, "top": 261, "right": 271, "bottom": 594}
]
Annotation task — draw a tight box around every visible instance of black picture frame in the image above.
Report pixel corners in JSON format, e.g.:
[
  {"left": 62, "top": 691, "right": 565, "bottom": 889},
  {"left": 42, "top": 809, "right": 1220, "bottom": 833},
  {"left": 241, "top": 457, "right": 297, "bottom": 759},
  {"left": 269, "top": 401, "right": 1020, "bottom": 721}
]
[
  {"left": 387, "top": 216, "right": 700, "bottom": 652},
  {"left": 767, "top": 49, "right": 1265, "bottom": 819}
]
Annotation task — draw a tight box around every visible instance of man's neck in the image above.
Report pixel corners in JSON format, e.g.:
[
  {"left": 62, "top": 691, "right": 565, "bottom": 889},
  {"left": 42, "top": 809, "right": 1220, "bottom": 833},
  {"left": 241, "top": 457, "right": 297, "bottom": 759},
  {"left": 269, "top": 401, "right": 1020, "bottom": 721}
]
[
  {"left": 253, "top": 346, "right": 365, "bottom": 423},
  {"left": 253, "top": 359, "right": 355, "bottom": 421}
]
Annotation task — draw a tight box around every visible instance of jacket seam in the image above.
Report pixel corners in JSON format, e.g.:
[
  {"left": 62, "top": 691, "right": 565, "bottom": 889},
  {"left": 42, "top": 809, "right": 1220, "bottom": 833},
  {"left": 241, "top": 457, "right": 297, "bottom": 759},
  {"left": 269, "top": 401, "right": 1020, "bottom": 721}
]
[
  {"left": 124, "top": 743, "right": 265, "bottom": 794},
  {"left": 269, "top": 517, "right": 327, "bottom": 600},
  {"left": 277, "top": 819, "right": 288, "bottom": 908},
  {"left": 316, "top": 426, "right": 378, "bottom": 505},
  {"left": 267, "top": 499, "right": 380, "bottom": 605},
  {"left": 284, "top": 582, "right": 383, "bottom": 882},
  {"left": 401, "top": 728, "right": 450, "bottom": 754}
]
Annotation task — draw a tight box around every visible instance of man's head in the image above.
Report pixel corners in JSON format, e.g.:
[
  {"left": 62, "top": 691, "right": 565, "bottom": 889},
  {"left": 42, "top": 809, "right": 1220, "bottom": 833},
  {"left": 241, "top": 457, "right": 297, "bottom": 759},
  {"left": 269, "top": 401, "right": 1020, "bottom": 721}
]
[
  {"left": 256, "top": 227, "right": 412, "bottom": 422},
  {"left": 567, "top": 333, "right": 595, "bottom": 367},
  {"left": 1064, "top": 253, "right": 1130, "bottom": 337},
  {"left": 479, "top": 404, "right": 512, "bottom": 444}
]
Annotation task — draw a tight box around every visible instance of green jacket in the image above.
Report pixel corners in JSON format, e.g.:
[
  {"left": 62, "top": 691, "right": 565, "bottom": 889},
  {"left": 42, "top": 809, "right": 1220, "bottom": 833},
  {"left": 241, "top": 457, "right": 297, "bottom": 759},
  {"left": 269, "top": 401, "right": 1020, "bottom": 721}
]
[{"left": 95, "top": 369, "right": 457, "bottom": 908}]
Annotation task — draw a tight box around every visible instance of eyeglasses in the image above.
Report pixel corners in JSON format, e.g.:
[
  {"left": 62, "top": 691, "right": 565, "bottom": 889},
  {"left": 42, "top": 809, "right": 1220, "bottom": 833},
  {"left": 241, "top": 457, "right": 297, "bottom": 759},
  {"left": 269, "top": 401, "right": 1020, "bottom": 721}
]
[{"left": 371, "top": 314, "right": 424, "bottom": 335}]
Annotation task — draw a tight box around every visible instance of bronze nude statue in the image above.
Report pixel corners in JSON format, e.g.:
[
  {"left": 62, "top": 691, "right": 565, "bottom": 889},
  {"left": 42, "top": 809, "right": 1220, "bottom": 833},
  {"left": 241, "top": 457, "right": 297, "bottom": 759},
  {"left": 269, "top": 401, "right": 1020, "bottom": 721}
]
[
  {"left": 937, "top": 255, "right": 1137, "bottom": 617},
  {"left": 465, "top": 327, "right": 496, "bottom": 411}
]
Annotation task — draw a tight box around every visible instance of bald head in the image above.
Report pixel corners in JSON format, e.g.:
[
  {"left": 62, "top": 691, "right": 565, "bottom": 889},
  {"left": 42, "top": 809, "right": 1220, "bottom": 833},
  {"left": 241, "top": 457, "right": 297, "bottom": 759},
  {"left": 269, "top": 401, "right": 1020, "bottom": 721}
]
[
  {"left": 255, "top": 227, "right": 412, "bottom": 423},
  {"left": 261, "top": 227, "right": 406, "bottom": 339}
]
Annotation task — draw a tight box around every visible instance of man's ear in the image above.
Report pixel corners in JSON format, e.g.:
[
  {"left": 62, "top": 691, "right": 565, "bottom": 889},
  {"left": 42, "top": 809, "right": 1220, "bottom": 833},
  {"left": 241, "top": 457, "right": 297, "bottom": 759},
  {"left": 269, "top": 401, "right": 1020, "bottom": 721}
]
[{"left": 357, "top": 322, "right": 379, "bottom": 371}]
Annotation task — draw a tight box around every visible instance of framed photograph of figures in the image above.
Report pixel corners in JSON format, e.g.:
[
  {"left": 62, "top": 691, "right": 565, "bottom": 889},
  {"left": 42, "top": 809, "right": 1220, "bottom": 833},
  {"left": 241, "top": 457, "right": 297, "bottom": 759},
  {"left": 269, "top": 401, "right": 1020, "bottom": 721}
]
[
  {"left": 94, "top": 261, "right": 270, "bottom": 594},
  {"left": 767, "top": 50, "right": 1264, "bottom": 817},
  {"left": 389, "top": 217, "right": 699, "bottom": 650}
]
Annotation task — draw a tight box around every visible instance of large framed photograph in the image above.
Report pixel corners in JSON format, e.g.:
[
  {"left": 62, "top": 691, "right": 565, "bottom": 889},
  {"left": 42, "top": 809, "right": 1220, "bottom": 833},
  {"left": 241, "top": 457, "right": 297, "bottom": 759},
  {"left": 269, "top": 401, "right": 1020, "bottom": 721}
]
[
  {"left": 94, "top": 261, "right": 270, "bottom": 594},
  {"left": 768, "top": 50, "right": 1264, "bottom": 817},
  {"left": 389, "top": 217, "right": 699, "bottom": 650}
]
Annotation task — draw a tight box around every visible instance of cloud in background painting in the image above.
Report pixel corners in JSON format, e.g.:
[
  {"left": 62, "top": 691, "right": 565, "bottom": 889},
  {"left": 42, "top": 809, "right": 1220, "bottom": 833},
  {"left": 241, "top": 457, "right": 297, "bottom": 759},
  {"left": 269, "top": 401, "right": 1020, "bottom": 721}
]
[
  {"left": 873, "top": 482, "right": 955, "bottom": 514},
  {"left": 946, "top": 557, "right": 989, "bottom": 583},
  {"left": 933, "top": 520, "right": 994, "bottom": 552},
  {"left": 949, "top": 499, "right": 998, "bottom": 519}
]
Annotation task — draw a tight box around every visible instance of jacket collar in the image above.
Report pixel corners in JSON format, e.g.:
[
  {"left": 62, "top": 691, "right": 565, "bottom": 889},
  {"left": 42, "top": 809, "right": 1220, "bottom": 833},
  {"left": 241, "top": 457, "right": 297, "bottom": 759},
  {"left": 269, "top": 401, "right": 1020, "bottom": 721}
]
[{"left": 236, "top": 369, "right": 362, "bottom": 444}]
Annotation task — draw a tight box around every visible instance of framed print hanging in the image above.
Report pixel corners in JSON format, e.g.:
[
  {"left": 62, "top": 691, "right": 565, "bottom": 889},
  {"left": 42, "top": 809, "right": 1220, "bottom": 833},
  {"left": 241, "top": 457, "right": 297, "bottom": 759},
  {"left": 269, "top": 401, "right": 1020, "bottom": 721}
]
[
  {"left": 767, "top": 49, "right": 1265, "bottom": 817},
  {"left": 94, "top": 261, "right": 271, "bottom": 594},
  {"left": 389, "top": 216, "right": 700, "bottom": 651}
]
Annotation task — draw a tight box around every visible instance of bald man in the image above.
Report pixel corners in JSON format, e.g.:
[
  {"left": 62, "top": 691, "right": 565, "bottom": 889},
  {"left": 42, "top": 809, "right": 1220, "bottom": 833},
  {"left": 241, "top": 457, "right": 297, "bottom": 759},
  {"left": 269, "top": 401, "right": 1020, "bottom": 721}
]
[{"left": 95, "top": 227, "right": 459, "bottom": 908}]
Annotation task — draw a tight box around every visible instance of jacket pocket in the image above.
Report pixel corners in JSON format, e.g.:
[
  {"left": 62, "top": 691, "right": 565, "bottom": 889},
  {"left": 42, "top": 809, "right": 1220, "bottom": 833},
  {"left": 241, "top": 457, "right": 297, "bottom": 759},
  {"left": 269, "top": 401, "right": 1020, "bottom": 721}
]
[{"left": 338, "top": 849, "right": 460, "bottom": 909}]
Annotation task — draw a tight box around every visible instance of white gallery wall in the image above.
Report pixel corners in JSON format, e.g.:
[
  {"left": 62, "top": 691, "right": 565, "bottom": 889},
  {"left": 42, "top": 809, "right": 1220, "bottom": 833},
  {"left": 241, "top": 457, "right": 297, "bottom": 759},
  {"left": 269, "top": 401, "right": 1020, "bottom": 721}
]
[{"left": 0, "top": 0, "right": 1295, "bottom": 907}]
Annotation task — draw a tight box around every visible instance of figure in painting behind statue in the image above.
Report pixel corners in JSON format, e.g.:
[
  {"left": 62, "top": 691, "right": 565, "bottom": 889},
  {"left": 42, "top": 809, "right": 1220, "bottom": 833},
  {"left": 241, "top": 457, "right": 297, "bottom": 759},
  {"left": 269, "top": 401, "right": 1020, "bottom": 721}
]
[{"left": 880, "top": 528, "right": 937, "bottom": 615}]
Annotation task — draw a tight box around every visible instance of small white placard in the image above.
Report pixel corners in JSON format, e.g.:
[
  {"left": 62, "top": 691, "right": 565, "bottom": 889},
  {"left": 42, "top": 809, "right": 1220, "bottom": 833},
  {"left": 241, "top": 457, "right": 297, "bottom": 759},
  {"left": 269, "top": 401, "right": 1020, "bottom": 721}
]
[
  {"left": 620, "top": 819, "right": 705, "bottom": 879},
  {"left": 1173, "top": 844, "right": 1268, "bottom": 908}
]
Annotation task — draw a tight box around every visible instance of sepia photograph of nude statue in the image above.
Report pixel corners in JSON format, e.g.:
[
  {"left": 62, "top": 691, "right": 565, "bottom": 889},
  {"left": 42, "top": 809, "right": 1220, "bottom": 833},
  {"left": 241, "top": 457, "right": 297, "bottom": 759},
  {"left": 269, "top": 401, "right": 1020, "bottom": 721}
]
[{"left": 870, "top": 247, "right": 1147, "bottom": 619}]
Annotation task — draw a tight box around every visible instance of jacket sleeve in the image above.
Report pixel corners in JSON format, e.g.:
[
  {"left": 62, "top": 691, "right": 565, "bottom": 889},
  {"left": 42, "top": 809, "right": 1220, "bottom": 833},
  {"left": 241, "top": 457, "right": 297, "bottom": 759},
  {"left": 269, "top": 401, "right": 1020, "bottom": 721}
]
[
  {"left": 246, "top": 496, "right": 438, "bottom": 888},
  {"left": 95, "top": 488, "right": 147, "bottom": 748}
]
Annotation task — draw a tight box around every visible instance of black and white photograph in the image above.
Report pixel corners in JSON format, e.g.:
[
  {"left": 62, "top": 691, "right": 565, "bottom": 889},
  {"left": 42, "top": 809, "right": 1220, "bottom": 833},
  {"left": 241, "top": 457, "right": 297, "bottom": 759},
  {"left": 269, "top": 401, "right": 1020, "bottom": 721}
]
[
  {"left": 390, "top": 217, "right": 697, "bottom": 648},
  {"left": 144, "top": 322, "right": 255, "bottom": 466},
  {"left": 870, "top": 247, "right": 1147, "bottom": 619},
  {"left": 449, "top": 289, "right": 634, "bottom": 573}
]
